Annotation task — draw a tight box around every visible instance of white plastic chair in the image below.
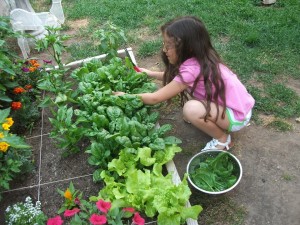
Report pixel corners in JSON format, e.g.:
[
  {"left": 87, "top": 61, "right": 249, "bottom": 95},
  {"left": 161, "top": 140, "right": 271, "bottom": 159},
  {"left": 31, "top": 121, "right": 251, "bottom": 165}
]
[{"left": 9, "top": 0, "right": 65, "bottom": 58}]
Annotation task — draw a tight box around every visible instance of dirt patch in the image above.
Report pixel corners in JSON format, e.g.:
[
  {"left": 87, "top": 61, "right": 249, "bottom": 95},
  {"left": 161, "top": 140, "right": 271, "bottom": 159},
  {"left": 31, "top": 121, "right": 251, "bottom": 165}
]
[
  {"left": 286, "top": 77, "right": 300, "bottom": 96},
  {"left": 65, "top": 18, "right": 89, "bottom": 36},
  {"left": 68, "top": 19, "right": 89, "bottom": 30},
  {"left": 128, "top": 26, "right": 159, "bottom": 43}
]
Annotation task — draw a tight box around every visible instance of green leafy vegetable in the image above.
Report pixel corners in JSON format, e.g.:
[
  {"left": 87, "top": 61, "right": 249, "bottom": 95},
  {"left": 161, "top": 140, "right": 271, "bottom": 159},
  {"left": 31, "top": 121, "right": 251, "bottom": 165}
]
[{"left": 190, "top": 152, "right": 238, "bottom": 192}]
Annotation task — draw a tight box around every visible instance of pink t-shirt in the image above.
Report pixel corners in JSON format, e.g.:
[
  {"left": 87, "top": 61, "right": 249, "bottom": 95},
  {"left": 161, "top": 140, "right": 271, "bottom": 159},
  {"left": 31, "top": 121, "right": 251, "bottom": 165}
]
[{"left": 173, "top": 58, "right": 255, "bottom": 121}]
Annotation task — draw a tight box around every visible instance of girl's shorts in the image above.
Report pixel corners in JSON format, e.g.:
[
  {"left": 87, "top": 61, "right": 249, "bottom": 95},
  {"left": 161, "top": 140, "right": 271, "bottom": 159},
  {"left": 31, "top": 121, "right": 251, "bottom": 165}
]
[{"left": 226, "top": 108, "right": 252, "bottom": 132}]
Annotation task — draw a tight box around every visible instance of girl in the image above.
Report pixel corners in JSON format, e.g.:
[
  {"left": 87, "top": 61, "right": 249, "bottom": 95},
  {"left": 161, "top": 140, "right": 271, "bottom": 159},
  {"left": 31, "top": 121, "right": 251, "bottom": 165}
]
[{"left": 115, "top": 16, "right": 255, "bottom": 151}]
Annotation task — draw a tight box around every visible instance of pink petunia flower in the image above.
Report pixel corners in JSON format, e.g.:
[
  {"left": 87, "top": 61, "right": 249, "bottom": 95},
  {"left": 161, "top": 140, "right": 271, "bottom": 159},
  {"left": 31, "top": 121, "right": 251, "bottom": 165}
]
[
  {"left": 132, "top": 212, "right": 145, "bottom": 225},
  {"left": 89, "top": 214, "right": 107, "bottom": 225},
  {"left": 123, "top": 207, "right": 135, "bottom": 213},
  {"left": 47, "top": 216, "right": 64, "bottom": 225},
  {"left": 96, "top": 199, "right": 111, "bottom": 214},
  {"left": 63, "top": 208, "right": 80, "bottom": 217}
]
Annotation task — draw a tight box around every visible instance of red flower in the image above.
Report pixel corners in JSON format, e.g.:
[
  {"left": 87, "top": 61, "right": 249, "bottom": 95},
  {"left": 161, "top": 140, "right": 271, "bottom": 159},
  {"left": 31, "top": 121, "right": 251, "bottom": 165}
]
[
  {"left": 96, "top": 199, "right": 111, "bottom": 214},
  {"left": 25, "top": 84, "right": 33, "bottom": 90},
  {"left": 63, "top": 208, "right": 80, "bottom": 217},
  {"left": 89, "top": 214, "right": 107, "bottom": 225},
  {"left": 11, "top": 102, "right": 22, "bottom": 110},
  {"left": 123, "top": 207, "right": 135, "bottom": 213},
  {"left": 13, "top": 87, "right": 26, "bottom": 94},
  {"left": 47, "top": 216, "right": 64, "bottom": 225},
  {"left": 132, "top": 212, "right": 145, "bottom": 225},
  {"left": 74, "top": 197, "right": 81, "bottom": 205}
]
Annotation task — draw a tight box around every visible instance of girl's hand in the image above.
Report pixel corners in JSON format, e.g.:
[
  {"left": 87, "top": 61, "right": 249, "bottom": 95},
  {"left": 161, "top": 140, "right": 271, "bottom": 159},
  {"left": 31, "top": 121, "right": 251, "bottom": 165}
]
[
  {"left": 138, "top": 67, "right": 153, "bottom": 74},
  {"left": 138, "top": 68, "right": 164, "bottom": 80},
  {"left": 113, "top": 91, "right": 126, "bottom": 96}
]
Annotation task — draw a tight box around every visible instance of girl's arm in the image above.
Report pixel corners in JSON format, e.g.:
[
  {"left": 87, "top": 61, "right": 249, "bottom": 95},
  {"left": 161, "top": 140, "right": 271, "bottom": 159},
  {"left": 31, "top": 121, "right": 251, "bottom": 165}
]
[
  {"left": 137, "top": 80, "right": 187, "bottom": 105},
  {"left": 139, "top": 68, "right": 164, "bottom": 80}
]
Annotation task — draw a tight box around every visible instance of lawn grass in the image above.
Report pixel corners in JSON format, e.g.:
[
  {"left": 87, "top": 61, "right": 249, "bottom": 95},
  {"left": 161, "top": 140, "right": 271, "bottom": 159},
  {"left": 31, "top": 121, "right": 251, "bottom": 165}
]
[{"left": 57, "top": 0, "right": 300, "bottom": 125}]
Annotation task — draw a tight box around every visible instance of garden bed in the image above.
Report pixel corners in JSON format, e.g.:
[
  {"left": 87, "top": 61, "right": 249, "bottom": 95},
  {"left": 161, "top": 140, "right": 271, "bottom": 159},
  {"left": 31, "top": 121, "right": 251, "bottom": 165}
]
[{"left": 0, "top": 49, "right": 200, "bottom": 225}]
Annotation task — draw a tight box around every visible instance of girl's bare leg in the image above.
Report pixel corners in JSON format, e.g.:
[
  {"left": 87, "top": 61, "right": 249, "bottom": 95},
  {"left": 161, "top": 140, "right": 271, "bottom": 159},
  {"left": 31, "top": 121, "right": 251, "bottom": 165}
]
[{"left": 183, "top": 100, "right": 230, "bottom": 147}]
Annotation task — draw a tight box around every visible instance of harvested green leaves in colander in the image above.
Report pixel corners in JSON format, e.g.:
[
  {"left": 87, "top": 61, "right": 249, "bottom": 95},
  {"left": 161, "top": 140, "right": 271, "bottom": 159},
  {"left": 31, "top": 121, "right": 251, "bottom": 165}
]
[{"left": 190, "top": 152, "right": 237, "bottom": 192}]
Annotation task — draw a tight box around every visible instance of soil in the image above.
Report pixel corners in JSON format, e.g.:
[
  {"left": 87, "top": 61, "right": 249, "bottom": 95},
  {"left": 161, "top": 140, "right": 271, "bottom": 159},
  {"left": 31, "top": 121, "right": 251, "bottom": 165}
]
[{"left": 0, "top": 27, "right": 300, "bottom": 225}]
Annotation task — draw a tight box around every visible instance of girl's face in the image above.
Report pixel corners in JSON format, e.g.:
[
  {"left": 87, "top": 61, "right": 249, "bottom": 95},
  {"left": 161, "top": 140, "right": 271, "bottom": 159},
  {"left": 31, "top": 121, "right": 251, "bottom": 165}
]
[{"left": 162, "top": 33, "right": 178, "bottom": 65}]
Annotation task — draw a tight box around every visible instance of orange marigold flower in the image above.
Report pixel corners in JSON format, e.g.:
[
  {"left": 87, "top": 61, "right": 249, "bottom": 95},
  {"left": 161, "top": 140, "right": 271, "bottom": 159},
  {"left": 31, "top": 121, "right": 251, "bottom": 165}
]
[
  {"left": 0, "top": 142, "right": 10, "bottom": 152},
  {"left": 64, "top": 188, "right": 72, "bottom": 200},
  {"left": 11, "top": 101, "right": 22, "bottom": 110},
  {"left": 29, "top": 59, "right": 38, "bottom": 65},
  {"left": 29, "top": 67, "right": 37, "bottom": 72},
  {"left": 25, "top": 84, "right": 33, "bottom": 90},
  {"left": 13, "top": 87, "right": 26, "bottom": 94},
  {"left": 0, "top": 133, "right": 4, "bottom": 139},
  {"left": 33, "top": 63, "right": 40, "bottom": 68}
]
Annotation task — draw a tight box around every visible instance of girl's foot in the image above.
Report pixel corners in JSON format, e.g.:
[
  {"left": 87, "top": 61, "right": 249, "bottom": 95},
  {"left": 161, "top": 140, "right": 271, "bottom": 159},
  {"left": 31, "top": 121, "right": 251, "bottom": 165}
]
[{"left": 201, "top": 134, "right": 233, "bottom": 151}]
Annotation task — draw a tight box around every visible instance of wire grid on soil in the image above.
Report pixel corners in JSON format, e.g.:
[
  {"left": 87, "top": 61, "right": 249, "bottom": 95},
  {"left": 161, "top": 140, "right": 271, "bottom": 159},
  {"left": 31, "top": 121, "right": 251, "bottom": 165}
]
[{"left": 0, "top": 92, "right": 102, "bottom": 223}]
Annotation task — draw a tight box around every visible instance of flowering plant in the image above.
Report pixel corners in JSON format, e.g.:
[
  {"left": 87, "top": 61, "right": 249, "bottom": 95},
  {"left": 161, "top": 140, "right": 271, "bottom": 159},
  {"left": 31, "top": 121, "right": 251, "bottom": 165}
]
[
  {"left": 17, "top": 59, "right": 43, "bottom": 87},
  {"left": 47, "top": 182, "right": 145, "bottom": 225},
  {"left": 1, "top": 16, "right": 44, "bottom": 134},
  {"left": 5, "top": 196, "right": 47, "bottom": 225},
  {"left": 1, "top": 17, "right": 36, "bottom": 103},
  {"left": 1, "top": 58, "right": 42, "bottom": 112},
  {"left": 0, "top": 108, "right": 33, "bottom": 200}
]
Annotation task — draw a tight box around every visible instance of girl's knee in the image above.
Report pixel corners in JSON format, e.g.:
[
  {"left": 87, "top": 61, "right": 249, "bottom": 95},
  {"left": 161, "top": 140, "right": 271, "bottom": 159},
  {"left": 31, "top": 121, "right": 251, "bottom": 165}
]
[{"left": 183, "top": 100, "right": 206, "bottom": 120}]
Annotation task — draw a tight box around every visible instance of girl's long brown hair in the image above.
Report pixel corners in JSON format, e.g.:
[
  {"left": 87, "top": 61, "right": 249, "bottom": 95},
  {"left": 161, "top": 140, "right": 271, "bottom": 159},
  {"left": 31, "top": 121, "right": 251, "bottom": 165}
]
[{"left": 161, "top": 16, "right": 226, "bottom": 121}]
